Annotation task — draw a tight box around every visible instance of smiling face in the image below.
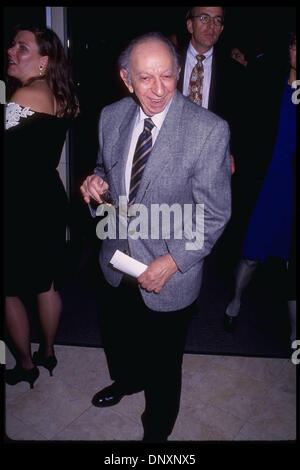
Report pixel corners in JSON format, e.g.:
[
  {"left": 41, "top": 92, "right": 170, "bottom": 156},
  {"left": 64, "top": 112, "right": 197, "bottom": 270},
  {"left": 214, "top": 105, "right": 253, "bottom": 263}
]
[
  {"left": 187, "top": 6, "right": 224, "bottom": 54},
  {"left": 7, "top": 30, "right": 48, "bottom": 84},
  {"left": 120, "top": 39, "right": 179, "bottom": 117}
]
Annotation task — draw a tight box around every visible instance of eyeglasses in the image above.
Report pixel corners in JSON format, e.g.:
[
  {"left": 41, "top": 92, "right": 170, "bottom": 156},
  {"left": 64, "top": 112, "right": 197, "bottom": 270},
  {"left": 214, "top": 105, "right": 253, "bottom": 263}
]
[{"left": 191, "top": 13, "right": 224, "bottom": 27}]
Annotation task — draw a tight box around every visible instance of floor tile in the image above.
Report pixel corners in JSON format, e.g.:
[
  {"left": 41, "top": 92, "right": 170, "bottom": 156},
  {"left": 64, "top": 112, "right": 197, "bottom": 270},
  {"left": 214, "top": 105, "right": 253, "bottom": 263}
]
[
  {"left": 53, "top": 405, "right": 142, "bottom": 441},
  {"left": 270, "top": 360, "right": 297, "bottom": 395},
  {"left": 106, "top": 392, "right": 145, "bottom": 424},
  {"left": 170, "top": 402, "right": 244, "bottom": 441},
  {"left": 5, "top": 412, "right": 46, "bottom": 441},
  {"left": 4, "top": 345, "right": 296, "bottom": 442},
  {"left": 247, "top": 386, "right": 296, "bottom": 440},
  {"left": 182, "top": 353, "right": 219, "bottom": 380},
  {"left": 7, "top": 376, "right": 92, "bottom": 439},
  {"left": 234, "top": 422, "right": 283, "bottom": 441},
  {"left": 6, "top": 422, "right": 47, "bottom": 441},
  {"left": 50, "top": 345, "right": 111, "bottom": 398},
  {"left": 212, "top": 355, "right": 286, "bottom": 383},
  {"left": 182, "top": 362, "right": 268, "bottom": 420}
]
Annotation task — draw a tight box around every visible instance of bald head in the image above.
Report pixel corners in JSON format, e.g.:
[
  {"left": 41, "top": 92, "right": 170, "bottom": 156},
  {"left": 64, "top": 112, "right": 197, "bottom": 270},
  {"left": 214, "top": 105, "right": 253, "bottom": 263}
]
[
  {"left": 119, "top": 33, "right": 180, "bottom": 116},
  {"left": 119, "top": 32, "right": 180, "bottom": 86}
]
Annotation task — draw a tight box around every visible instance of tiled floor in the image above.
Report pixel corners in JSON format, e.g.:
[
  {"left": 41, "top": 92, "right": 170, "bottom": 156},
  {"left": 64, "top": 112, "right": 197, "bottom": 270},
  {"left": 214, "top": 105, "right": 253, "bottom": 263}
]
[{"left": 4, "top": 343, "right": 296, "bottom": 441}]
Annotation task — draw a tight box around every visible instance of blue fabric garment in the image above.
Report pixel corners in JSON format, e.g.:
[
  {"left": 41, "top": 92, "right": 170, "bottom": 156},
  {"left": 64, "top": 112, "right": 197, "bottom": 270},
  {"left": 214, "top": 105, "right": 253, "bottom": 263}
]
[{"left": 242, "top": 80, "right": 296, "bottom": 262}]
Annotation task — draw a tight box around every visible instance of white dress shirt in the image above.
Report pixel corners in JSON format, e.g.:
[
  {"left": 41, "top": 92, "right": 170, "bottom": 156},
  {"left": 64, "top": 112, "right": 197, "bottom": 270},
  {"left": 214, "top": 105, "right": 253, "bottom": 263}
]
[
  {"left": 125, "top": 99, "right": 172, "bottom": 199},
  {"left": 182, "top": 42, "right": 214, "bottom": 109}
]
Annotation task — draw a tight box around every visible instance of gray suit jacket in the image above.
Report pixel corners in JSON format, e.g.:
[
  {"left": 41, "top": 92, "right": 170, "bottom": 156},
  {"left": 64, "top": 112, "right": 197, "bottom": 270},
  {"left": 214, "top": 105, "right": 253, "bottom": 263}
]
[{"left": 93, "top": 90, "right": 231, "bottom": 311}]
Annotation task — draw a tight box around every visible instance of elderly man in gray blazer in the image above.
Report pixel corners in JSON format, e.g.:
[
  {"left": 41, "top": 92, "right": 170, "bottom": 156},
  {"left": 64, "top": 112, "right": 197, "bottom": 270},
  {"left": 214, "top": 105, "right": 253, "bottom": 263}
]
[{"left": 81, "top": 32, "right": 231, "bottom": 442}]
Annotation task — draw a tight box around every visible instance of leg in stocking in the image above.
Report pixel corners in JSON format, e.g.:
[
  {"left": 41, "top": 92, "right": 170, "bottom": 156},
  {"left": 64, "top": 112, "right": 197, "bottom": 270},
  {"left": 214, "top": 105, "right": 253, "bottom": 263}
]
[
  {"left": 5, "top": 296, "right": 34, "bottom": 369},
  {"left": 37, "top": 284, "right": 62, "bottom": 357},
  {"left": 226, "top": 258, "right": 259, "bottom": 317}
]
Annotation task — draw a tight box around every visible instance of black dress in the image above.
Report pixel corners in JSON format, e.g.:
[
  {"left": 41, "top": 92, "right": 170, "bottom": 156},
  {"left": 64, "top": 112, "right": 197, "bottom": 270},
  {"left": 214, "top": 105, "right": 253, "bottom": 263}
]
[{"left": 4, "top": 102, "right": 71, "bottom": 296}]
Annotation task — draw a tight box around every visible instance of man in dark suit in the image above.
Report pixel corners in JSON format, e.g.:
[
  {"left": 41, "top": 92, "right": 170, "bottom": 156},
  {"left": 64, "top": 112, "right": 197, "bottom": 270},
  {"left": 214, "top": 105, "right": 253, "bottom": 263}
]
[
  {"left": 178, "top": 6, "right": 246, "bottom": 174},
  {"left": 179, "top": 5, "right": 256, "bottom": 271},
  {"left": 81, "top": 32, "right": 231, "bottom": 442}
]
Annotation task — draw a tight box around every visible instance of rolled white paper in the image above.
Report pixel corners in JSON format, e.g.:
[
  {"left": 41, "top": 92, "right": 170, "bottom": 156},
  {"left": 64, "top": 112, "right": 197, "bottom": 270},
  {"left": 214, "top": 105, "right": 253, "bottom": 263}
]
[{"left": 110, "top": 250, "right": 147, "bottom": 278}]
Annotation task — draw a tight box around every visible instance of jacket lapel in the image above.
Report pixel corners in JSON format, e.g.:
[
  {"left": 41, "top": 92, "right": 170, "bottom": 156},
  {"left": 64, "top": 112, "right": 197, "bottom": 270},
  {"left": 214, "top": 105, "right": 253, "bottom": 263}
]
[
  {"left": 109, "top": 92, "right": 184, "bottom": 204},
  {"left": 208, "top": 50, "right": 219, "bottom": 112},
  {"left": 110, "top": 101, "right": 139, "bottom": 196},
  {"left": 133, "top": 90, "right": 185, "bottom": 205}
]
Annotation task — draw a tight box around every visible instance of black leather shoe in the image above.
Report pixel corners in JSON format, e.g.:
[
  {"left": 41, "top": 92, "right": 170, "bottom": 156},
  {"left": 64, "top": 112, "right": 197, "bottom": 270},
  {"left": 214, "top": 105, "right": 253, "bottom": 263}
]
[
  {"left": 91, "top": 384, "right": 125, "bottom": 408},
  {"left": 223, "top": 313, "right": 238, "bottom": 332}
]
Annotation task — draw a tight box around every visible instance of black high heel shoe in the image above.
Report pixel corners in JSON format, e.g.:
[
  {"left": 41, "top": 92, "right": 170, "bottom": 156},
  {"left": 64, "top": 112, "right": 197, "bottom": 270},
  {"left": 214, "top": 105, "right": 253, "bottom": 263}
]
[
  {"left": 32, "top": 350, "right": 57, "bottom": 376},
  {"left": 5, "top": 364, "right": 39, "bottom": 389}
]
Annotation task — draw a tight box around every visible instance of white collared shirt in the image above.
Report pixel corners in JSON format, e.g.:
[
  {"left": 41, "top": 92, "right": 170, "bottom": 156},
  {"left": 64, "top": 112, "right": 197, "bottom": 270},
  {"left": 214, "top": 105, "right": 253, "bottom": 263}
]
[
  {"left": 125, "top": 99, "right": 172, "bottom": 199},
  {"left": 183, "top": 42, "right": 213, "bottom": 109}
]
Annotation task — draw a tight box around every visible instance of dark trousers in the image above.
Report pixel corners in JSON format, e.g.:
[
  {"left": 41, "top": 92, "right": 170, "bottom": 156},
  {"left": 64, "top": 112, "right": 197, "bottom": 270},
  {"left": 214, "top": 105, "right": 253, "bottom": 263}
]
[{"left": 98, "top": 275, "right": 195, "bottom": 438}]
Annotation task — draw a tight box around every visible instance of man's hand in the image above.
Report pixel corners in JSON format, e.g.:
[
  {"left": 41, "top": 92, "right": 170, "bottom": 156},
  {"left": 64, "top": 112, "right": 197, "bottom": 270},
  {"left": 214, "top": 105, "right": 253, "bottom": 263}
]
[
  {"left": 138, "top": 254, "right": 178, "bottom": 294},
  {"left": 80, "top": 175, "right": 109, "bottom": 204}
]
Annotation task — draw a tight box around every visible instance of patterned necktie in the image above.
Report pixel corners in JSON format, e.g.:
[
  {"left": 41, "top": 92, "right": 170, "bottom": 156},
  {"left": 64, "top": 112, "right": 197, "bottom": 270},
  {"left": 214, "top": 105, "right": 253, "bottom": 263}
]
[
  {"left": 187, "top": 54, "right": 205, "bottom": 106},
  {"left": 129, "top": 118, "right": 155, "bottom": 205}
]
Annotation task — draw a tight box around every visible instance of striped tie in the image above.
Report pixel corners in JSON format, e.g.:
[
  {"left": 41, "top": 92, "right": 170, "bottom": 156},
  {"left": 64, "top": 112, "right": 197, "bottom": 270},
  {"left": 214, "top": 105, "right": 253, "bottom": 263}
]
[{"left": 129, "top": 118, "right": 155, "bottom": 205}]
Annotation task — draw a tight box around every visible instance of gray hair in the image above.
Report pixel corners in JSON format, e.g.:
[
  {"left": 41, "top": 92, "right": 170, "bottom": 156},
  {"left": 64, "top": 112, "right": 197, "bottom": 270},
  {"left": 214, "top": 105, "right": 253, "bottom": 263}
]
[
  {"left": 186, "top": 6, "right": 225, "bottom": 21},
  {"left": 118, "top": 31, "right": 180, "bottom": 85}
]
